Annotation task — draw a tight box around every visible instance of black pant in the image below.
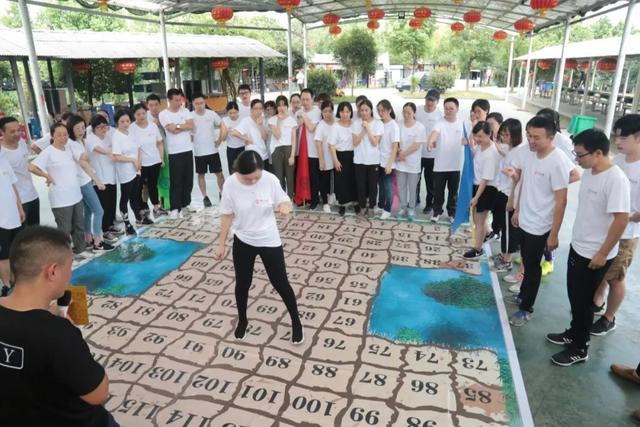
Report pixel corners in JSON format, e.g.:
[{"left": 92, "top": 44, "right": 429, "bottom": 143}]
[
  {"left": 169, "top": 151, "right": 193, "bottom": 211},
  {"left": 355, "top": 164, "right": 378, "bottom": 209},
  {"left": 141, "top": 163, "right": 161, "bottom": 207},
  {"left": 22, "top": 198, "right": 40, "bottom": 226},
  {"left": 335, "top": 151, "right": 356, "bottom": 205},
  {"left": 119, "top": 176, "right": 143, "bottom": 222},
  {"left": 433, "top": 171, "right": 460, "bottom": 217},
  {"left": 309, "top": 157, "right": 321, "bottom": 206},
  {"left": 319, "top": 169, "right": 332, "bottom": 205},
  {"left": 226, "top": 146, "right": 245, "bottom": 175},
  {"left": 519, "top": 229, "right": 550, "bottom": 313},
  {"left": 566, "top": 246, "right": 612, "bottom": 350},
  {"left": 416, "top": 158, "right": 435, "bottom": 209},
  {"left": 494, "top": 192, "right": 521, "bottom": 254},
  {"left": 232, "top": 236, "right": 300, "bottom": 326},
  {"left": 96, "top": 184, "right": 117, "bottom": 232}
]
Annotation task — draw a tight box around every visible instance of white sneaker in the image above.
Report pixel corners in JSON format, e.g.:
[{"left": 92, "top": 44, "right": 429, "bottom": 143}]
[
  {"left": 408, "top": 209, "right": 416, "bottom": 220},
  {"left": 380, "top": 211, "right": 391, "bottom": 220},
  {"left": 396, "top": 209, "right": 406, "bottom": 218},
  {"left": 431, "top": 214, "right": 440, "bottom": 223},
  {"left": 328, "top": 194, "right": 337, "bottom": 205},
  {"left": 322, "top": 204, "right": 331, "bottom": 213},
  {"left": 169, "top": 209, "right": 179, "bottom": 220},
  {"left": 509, "top": 283, "right": 521, "bottom": 294},
  {"left": 504, "top": 272, "right": 524, "bottom": 284},
  {"left": 179, "top": 210, "right": 185, "bottom": 219},
  {"left": 187, "top": 205, "right": 198, "bottom": 213},
  {"left": 373, "top": 206, "right": 383, "bottom": 214}
]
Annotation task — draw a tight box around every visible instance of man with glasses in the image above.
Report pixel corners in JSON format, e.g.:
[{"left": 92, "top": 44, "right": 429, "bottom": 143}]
[
  {"left": 507, "top": 116, "right": 579, "bottom": 327},
  {"left": 415, "top": 89, "right": 442, "bottom": 216},
  {"left": 546, "top": 129, "right": 629, "bottom": 366},
  {"left": 237, "top": 84, "right": 252, "bottom": 120}
]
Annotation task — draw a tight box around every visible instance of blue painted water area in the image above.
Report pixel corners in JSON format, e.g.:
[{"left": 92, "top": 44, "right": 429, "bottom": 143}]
[
  {"left": 368, "top": 263, "right": 507, "bottom": 358},
  {"left": 71, "top": 237, "right": 204, "bottom": 296}
]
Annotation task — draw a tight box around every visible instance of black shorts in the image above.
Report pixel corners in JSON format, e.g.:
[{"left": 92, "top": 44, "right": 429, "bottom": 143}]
[
  {"left": 195, "top": 153, "right": 222, "bottom": 175},
  {"left": 473, "top": 184, "right": 497, "bottom": 213},
  {"left": 0, "top": 227, "right": 21, "bottom": 260}
]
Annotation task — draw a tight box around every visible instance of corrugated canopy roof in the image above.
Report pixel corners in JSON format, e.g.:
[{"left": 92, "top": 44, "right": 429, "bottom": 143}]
[
  {"left": 0, "top": 28, "right": 283, "bottom": 59},
  {"left": 73, "top": 0, "right": 626, "bottom": 33},
  {"left": 515, "top": 35, "right": 640, "bottom": 60}
]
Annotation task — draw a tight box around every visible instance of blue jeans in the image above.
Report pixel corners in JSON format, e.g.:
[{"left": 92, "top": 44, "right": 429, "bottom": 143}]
[
  {"left": 377, "top": 168, "right": 395, "bottom": 212},
  {"left": 81, "top": 183, "right": 104, "bottom": 237}
]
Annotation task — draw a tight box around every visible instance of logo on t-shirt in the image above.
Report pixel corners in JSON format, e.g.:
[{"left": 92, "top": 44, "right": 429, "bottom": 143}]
[{"left": 0, "top": 341, "right": 24, "bottom": 370}]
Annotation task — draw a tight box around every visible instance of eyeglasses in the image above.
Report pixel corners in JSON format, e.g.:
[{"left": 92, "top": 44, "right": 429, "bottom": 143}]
[{"left": 573, "top": 150, "right": 593, "bottom": 159}]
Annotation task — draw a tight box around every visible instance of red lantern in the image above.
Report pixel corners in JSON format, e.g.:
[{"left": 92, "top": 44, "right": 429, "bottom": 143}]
[
  {"left": 408, "top": 19, "right": 423, "bottom": 30},
  {"left": 114, "top": 59, "right": 137, "bottom": 75},
  {"left": 597, "top": 58, "right": 617, "bottom": 73},
  {"left": 451, "top": 22, "right": 465, "bottom": 33},
  {"left": 531, "top": 0, "right": 559, "bottom": 17},
  {"left": 367, "top": 20, "right": 380, "bottom": 31},
  {"left": 565, "top": 59, "right": 578, "bottom": 70},
  {"left": 329, "top": 25, "right": 342, "bottom": 36},
  {"left": 368, "top": 8, "right": 385, "bottom": 21},
  {"left": 211, "top": 5, "right": 233, "bottom": 27},
  {"left": 211, "top": 58, "right": 230, "bottom": 71},
  {"left": 72, "top": 61, "right": 91, "bottom": 74},
  {"left": 493, "top": 30, "right": 508, "bottom": 41},
  {"left": 413, "top": 7, "right": 432, "bottom": 21},
  {"left": 322, "top": 13, "right": 340, "bottom": 26},
  {"left": 579, "top": 61, "right": 590, "bottom": 70},
  {"left": 538, "top": 59, "right": 553, "bottom": 70},
  {"left": 514, "top": 18, "right": 535, "bottom": 36},
  {"left": 277, "top": 0, "right": 301, "bottom": 15},
  {"left": 463, "top": 11, "right": 481, "bottom": 28}
]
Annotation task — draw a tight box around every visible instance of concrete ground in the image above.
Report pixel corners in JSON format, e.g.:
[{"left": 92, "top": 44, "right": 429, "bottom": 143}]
[{"left": 33, "top": 88, "right": 640, "bottom": 426}]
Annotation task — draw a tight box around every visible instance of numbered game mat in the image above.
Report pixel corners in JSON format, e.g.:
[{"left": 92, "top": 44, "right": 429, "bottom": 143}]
[{"left": 73, "top": 211, "right": 533, "bottom": 427}]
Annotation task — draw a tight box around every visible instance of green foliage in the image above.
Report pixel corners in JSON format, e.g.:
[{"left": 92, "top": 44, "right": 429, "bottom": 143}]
[
  {"left": 410, "top": 74, "right": 420, "bottom": 92},
  {"left": 307, "top": 69, "right": 336, "bottom": 97},
  {"left": 262, "top": 50, "right": 305, "bottom": 81},
  {"left": 427, "top": 68, "right": 456, "bottom": 93},
  {"left": 395, "top": 327, "right": 422, "bottom": 343},
  {"left": 332, "top": 27, "right": 377, "bottom": 95},
  {"left": 385, "top": 20, "right": 436, "bottom": 72},
  {"left": 35, "top": 6, "right": 126, "bottom": 31},
  {"left": 0, "top": 91, "right": 20, "bottom": 118},
  {"left": 422, "top": 276, "right": 494, "bottom": 310}
]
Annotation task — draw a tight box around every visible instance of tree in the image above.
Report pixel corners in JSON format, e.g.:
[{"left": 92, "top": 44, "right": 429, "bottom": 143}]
[
  {"left": 385, "top": 20, "right": 436, "bottom": 74},
  {"left": 332, "top": 27, "right": 377, "bottom": 96}
]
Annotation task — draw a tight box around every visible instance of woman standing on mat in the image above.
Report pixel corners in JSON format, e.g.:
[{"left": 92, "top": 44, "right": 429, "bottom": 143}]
[{"left": 213, "top": 150, "right": 303, "bottom": 343}]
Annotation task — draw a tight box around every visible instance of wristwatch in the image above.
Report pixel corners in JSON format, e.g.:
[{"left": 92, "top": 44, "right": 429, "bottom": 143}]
[{"left": 176, "top": 124, "right": 182, "bottom": 130}]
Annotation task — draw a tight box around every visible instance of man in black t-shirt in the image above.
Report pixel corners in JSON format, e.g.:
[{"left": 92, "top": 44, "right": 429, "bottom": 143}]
[{"left": 0, "top": 226, "right": 116, "bottom": 427}]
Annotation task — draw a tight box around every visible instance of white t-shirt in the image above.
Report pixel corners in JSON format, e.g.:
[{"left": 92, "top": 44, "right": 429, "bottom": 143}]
[
  {"left": 32, "top": 145, "right": 82, "bottom": 208},
  {"left": 130, "top": 121, "right": 163, "bottom": 167},
  {"left": 498, "top": 143, "right": 528, "bottom": 196},
  {"left": 613, "top": 154, "right": 640, "bottom": 239},
  {"left": 329, "top": 122, "right": 354, "bottom": 152},
  {"left": 514, "top": 148, "right": 574, "bottom": 236},
  {"left": 571, "top": 165, "right": 630, "bottom": 259},
  {"left": 415, "top": 107, "right": 443, "bottom": 158},
  {"left": 158, "top": 108, "right": 193, "bottom": 155},
  {"left": 352, "top": 119, "right": 383, "bottom": 166},
  {"left": 237, "top": 117, "right": 268, "bottom": 161},
  {"left": 0, "top": 158, "right": 21, "bottom": 229},
  {"left": 0, "top": 141, "right": 38, "bottom": 203},
  {"left": 473, "top": 143, "right": 501, "bottom": 186},
  {"left": 85, "top": 133, "right": 116, "bottom": 185},
  {"left": 379, "top": 120, "right": 400, "bottom": 169},
  {"left": 67, "top": 140, "right": 92, "bottom": 186},
  {"left": 553, "top": 132, "right": 576, "bottom": 164},
  {"left": 396, "top": 121, "right": 425, "bottom": 174},
  {"left": 314, "top": 120, "right": 335, "bottom": 171},
  {"left": 238, "top": 103, "right": 251, "bottom": 120},
  {"left": 219, "top": 171, "right": 290, "bottom": 247},
  {"left": 111, "top": 130, "right": 139, "bottom": 184},
  {"left": 297, "top": 107, "right": 322, "bottom": 158},
  {"left": 268, "top": 116, "right": 298, "bottom": 153},
  {"left": 33, "top": 133, "right": 51, "bottom": 151},
  {"left": 191, "top": 110, "right": 222, "bottom": 157},
  {"left": 222, "top": 116, "right": 245, "bottom": 149},
  {"left": 432, "top": 119, "right": 464, "bottom": 172}
]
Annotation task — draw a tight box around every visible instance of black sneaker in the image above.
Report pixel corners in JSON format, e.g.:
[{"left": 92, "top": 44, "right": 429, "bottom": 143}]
[
  {"left": 125, "top": 224, "right": 137, "bottom": 235},
  {"left": 422, "top": 206, "right": 433, "bottom": 215},
  {"left": 353, "top": 205, "right": 361, "bottom": 215},
  {"left": 463, "top": 248, "right": 484, "bottom": 259},
  {"left": 551, "top": 347, "right": 588, "bottom": 366},
  {"left": 103, "top": 233, "right": 118, "bottom": 245},
  {"left": 339, "top": 206, "right": 346, "bottom": 216},
  {"left": 234, "top": 320, "right": 248, "bottom": 340},
  {"left": 108, "top": 226, "right": 124, "bottom": 235},
  {"left": 590, "top": 316, "right": 616, "bottom": 336},
  {"left": 203, "top": 196, "right": 212, "bottom": 208},
  {"left": 484, "top": 231, "right": 500, "bottom": 242},
  {"left": 292, "top": 322, "right": 304, "bottom": 344},
  {"left": 93, "top": 241, "right": 115, "bottom": 252},
  {"left": 140, "top": 217, "right": 154, "bottom": 225},
  {"left": 546, "top": 330, "right": 574, "bottom": 346},
  {"left": 309, "top": 203, "right": 318, "bottom": 211}
]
